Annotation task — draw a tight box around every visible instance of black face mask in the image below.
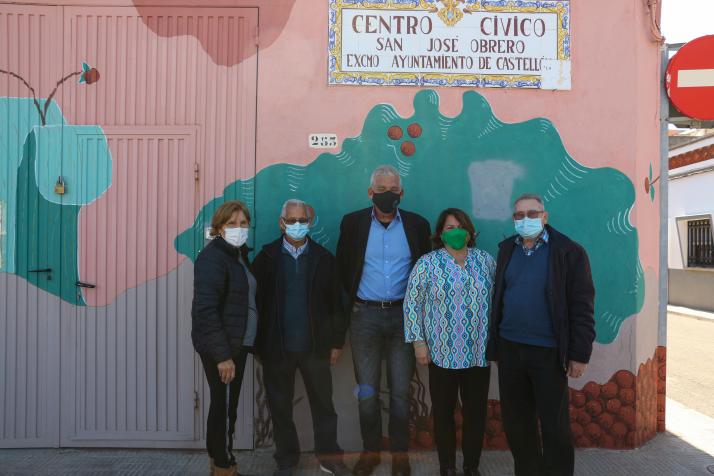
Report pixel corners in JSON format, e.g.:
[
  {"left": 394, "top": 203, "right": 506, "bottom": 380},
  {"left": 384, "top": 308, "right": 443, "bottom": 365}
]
[{"left": 372, "top": 191, "right": 401, "bottom": 214}]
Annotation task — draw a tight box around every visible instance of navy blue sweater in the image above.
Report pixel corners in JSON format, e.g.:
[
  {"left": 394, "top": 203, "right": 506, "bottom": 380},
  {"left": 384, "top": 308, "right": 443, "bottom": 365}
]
[
  {"left": 486, "top": 225, "right": 596, "bottom": 368},
  {"left": 500, "top": 242, "right": 556, "bottom": 348},
  {"left": 279, "top": 249, "right": 311, "bottom": 352}
]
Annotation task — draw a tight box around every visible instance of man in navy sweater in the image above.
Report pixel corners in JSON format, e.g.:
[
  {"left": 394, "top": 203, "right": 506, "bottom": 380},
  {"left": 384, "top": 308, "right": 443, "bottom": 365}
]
[
  {"left": 486, "top": 193, "right": 596, "bottom": 476},
  {"left": 253, "top": 199, "right": 349, "bottom": 476}
]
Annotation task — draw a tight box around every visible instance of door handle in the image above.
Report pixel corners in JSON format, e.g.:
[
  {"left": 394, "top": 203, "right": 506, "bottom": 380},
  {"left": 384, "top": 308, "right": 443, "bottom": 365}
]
[
  {"left": 29, "top": 268, "right": 53, "bottom": 280},
  {"left": 75, "top": 281, "right": 96, "bottom": 289}
]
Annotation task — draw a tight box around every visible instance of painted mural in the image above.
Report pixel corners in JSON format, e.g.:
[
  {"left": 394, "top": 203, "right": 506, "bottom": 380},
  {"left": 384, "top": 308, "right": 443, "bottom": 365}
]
[
  {"left": 130, "top": 1, "right": 295, "bottom": 67},
  {"left": 0, "top": 0, "right": 664, "bottom": 452},
  {"left": 176, "top": 89, "right": 644, "bottom": 345},
  {"left": 174, "top": 89, "right": 654, "bottom": 451},
  {"left": 0, "top": 66, "right": 111, "bottom": 305}
]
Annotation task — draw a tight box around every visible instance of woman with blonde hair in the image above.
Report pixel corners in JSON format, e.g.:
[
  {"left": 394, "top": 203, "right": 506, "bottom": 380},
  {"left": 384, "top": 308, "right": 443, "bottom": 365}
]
[{"left": 191, "top": 200, "right": 258, "bottom": 476}]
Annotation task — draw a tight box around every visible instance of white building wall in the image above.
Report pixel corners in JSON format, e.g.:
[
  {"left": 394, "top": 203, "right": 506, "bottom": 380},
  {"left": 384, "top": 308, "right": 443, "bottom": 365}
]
[{"left": 667, "top": 157, "right": 714, "bottom": 270}]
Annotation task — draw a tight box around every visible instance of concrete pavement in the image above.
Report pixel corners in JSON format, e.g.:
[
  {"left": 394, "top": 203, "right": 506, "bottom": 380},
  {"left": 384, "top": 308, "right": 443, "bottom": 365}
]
[
  {"left": 667, "top": 309, "right": 714, "bottom": 418},
  {"left": 2, "top": 400, "right": 714, "bottom": 476}
]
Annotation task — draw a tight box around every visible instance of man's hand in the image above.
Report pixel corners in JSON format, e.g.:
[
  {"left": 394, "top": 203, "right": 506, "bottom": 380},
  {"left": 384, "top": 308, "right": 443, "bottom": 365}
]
[
  {"left": 330, "top": 348, "right": 343, "bottom": 365},
  {"left": 568, "top": 360, "right": 587, "bottom": 379},
  {"left": 217, "top": 359, "right": 236, "bottom": 384},
  {"left": 414, "top": 342, "right": 430, "bottom": 366}
]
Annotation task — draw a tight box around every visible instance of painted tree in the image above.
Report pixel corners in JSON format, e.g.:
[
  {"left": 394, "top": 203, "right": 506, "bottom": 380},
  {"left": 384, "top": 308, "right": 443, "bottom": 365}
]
[{"left": 0, "top": 62, "right": 100, "bottom": 125}]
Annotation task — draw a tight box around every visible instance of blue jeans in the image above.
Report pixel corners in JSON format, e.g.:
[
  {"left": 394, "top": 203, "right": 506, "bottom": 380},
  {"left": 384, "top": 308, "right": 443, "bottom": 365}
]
[{"left": 350, "top": 302, "right": 415, "bottom": 453}]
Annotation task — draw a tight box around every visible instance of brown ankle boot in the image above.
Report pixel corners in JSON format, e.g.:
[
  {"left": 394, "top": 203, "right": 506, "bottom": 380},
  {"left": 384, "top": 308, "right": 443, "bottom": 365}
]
[{"left": 211, "top": 464, "right": 237, "bottom": 476}]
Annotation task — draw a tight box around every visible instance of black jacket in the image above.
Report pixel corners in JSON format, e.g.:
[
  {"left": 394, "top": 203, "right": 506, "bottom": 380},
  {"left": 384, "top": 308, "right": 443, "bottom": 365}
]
[
  {"left": 191, "top": 236, "right": 252, "bottom": 363},
  {"left": 336, "top": 207, "right": 432, "bottom": 306},
  {"left": 486, "top": 225, "right": 596, "bottom": 368},
  {"left": 252, "top": 237, "right": 347, "bottom": 362}
]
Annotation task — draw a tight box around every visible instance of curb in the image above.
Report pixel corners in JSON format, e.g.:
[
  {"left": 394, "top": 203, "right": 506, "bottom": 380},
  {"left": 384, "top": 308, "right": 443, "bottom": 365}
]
[{"left": 668, "top": 305, "right": 714, "bottom": 323}]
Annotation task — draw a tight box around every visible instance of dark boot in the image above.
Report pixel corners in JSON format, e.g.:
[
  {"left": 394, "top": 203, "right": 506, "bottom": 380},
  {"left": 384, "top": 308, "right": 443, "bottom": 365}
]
[
  {"left": 319, "top": 457, "right": 351, "bottom": 475},
  {"left": 391, "top": 453, "right": 411, "bottom": 476},
  {"left": 353, "top": 452, "right": 381, "bottom": 476},
  {"left": 211, "top": 465, "right": 237, "bottom": 476}
]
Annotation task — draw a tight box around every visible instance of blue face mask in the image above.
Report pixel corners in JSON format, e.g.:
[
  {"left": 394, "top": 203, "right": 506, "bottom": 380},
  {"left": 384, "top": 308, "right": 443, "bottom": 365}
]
[
  {"left": 514, "top": 217, "right": 544, "bottom": 238},
  {"left": 285, "top": 222, "right": 310, "bottom": 240}
]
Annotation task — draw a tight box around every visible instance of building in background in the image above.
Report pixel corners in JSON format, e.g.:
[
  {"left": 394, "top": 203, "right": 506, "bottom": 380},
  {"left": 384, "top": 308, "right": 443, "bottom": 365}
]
[
  {"left": 668, "top": 132, "right": 714, "bottom": 312},
  {"left": 0, "top": 0, "right": 665, "bottom": 452}
]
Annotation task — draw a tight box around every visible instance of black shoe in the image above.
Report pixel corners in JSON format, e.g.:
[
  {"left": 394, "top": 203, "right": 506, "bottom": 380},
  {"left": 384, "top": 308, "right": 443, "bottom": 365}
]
[
  {"left": 320, "top": 458, "right": 351, "bottom": 476},
  {"left": 439, "top": 469, "right": 457, "bottom": 476},
  {"left": 463, "top": 468, "right": 482, "bottom": 476},
  {"left": 353, "top": 452, "right": 381, "bottom": 476},
  {"left": 391, "top": 453, "right": 411, "bottom": 476},
  {"left": 273, "top": 467, "right": 294, "bottom": 476}
]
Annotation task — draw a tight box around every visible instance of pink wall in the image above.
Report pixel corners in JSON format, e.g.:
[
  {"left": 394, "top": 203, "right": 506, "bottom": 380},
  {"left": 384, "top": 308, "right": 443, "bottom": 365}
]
[
  {"left": 1, "top": 0, "right": 665, "bottom": 450},
  {"left": 44, "top": 0, "right": 662, "bottom": 312}
]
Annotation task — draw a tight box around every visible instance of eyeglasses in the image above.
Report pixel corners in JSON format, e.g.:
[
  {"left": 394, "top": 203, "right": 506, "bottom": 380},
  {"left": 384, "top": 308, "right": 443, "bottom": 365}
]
[
  {"left": 282, "top": 217, "right": 309, "bottom": 225},
  {"left": 512, "top": 210, "right": 544, "bottom": 220}
]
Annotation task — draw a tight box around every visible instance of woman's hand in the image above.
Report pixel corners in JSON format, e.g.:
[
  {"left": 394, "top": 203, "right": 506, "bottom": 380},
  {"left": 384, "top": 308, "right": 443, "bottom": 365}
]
[
  {"left": 330, "top": 348, "right": 343, "bottom": 365},
  {"left": 414, "top": 341, "right": 430, "bottom": 366},
  {"left": 217, "top": 359, "right": 236, "bottom": 384}
]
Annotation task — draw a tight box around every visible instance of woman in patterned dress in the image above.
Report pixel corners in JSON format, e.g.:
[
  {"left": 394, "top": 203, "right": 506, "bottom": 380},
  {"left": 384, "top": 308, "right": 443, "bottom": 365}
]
[{"left": 403, "top": 208, "right": 496, "bottom": 476}]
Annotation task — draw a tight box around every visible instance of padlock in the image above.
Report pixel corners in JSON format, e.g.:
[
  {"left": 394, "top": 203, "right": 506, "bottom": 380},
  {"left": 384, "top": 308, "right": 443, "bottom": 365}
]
[{"left": 54, "top": 176, "right": 66, "bottom": 195}]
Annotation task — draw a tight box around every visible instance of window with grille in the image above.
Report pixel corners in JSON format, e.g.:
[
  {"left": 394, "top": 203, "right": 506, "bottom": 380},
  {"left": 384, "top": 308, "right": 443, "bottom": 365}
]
[{"left": 688, "top": 219, "right": 714, "bottom": 268}]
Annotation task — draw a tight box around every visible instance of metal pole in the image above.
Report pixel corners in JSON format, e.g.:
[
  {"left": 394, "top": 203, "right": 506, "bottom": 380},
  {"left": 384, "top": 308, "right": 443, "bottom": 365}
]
[{"left": 658, "top": 43, "right": 670, "bottom": 390}]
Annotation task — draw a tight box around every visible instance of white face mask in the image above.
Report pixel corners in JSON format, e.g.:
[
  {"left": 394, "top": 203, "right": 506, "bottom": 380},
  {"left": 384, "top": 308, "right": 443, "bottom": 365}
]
[{"left": 223, "top": 226, "right": 249, "bottom": 247}]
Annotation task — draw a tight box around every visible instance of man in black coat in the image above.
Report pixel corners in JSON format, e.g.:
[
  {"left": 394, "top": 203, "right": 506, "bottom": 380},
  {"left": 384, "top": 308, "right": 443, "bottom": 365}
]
[
  {"left": 253, "top": 199, "right": 349, "bottom": 476},
  {"left": 336, "top": 165, "right": 431, "bottom": 476},
  {"left": 486, "top": 193, "right": 596, "bottom": 476}
]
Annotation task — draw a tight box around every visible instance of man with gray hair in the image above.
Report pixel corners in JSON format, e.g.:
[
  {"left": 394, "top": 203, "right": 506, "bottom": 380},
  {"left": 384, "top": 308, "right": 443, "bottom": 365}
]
[
  {"left": 486, "top": 193, "right": 595, "bottom": 476},
  {"left": 336, "top": 165, "right": 431, "bottom": 476},
  {"left": 253, "top": 199, "right": 349, "bottom": 476}
]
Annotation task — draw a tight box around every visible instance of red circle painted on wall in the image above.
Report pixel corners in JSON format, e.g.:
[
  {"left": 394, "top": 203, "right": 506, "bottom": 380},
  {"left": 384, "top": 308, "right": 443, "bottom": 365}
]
[
  {"left": 666, "top": 35, "right": 714, "bottom": 120},
  {"left": 388, "top": 125, "right": 403, "bottom": 140},
  {"left": 401, "top": 141, "right": 416, "bottom": 156},
  {"left": 407, "top": 123, "right": 422, "bottom": 138}
]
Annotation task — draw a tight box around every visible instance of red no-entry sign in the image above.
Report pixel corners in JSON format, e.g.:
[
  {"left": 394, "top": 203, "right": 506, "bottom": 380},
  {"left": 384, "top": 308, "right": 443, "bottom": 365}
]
[{"left": 666, "top": 35, "right": 714, "bottom": 121}]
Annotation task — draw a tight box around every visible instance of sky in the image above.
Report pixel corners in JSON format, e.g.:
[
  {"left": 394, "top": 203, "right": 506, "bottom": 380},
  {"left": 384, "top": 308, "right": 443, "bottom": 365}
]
[{"left": 661, "top": 0, "right": 714, "bottom": 44}]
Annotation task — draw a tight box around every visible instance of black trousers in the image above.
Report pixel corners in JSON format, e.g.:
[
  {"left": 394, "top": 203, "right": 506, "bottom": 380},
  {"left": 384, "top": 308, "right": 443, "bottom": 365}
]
[
  {"left": 200, "top": 349, "right": 249, "bottom": 469},
  {"left": 497, "top": 338, "right": 574, "bottom": 476},
  {"left": 263, "top": 352, "right": 342, "bottom": 469},
  {"left": 429, "top": 363, "right": 490, "bottom": 472}
]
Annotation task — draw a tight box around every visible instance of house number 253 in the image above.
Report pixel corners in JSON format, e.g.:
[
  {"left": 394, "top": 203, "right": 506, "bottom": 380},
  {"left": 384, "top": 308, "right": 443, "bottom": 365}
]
[{"left": 309, "top": 134, "right": 338, "bottom": 149}]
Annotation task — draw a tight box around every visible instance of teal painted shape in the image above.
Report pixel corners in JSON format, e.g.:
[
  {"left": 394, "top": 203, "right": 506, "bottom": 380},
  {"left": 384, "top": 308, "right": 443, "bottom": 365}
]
[
  {"left": 34, "top": 125, "right": 112, "bottom": 206},
  {"left": 176, "top": 90, "right": 644, "bottom": 344},
  {"left": 0, "top": 98, "right": 64, "bottom": 273},
  {"left": 15, "top": 129, "right": 82, "bottom": 305},
  {"left": 2, "top": 98, "right": 112, "bottom": 304}
]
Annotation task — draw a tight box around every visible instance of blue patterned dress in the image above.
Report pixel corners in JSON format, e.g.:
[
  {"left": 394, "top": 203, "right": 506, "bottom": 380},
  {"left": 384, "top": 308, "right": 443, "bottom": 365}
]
[{"left": 404, "top": 247, "right": 496, "bottom": 369}]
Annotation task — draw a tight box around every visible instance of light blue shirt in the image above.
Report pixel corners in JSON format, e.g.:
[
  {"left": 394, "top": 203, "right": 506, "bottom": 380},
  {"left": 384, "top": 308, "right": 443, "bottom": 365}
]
[
  {"left": 282, "top": 237, "right": 308, "bottom": 260},
  {"left": 357, "top": 210, "right": 412, "bottom": 301}
]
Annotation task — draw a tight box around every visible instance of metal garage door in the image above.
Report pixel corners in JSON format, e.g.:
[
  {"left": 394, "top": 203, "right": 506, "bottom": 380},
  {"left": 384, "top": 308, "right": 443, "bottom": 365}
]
[{"left": 0, "top": 4, "right": 258, "bottom": 448}]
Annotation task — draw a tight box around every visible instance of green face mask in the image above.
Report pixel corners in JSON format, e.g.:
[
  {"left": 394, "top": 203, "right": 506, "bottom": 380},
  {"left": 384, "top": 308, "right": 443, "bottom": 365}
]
[{"left": 441, "top": 228, "right": 470, "bottom": 250}]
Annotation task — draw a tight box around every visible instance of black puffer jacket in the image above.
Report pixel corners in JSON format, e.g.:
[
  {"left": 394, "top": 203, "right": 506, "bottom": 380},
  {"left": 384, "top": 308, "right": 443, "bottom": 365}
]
[{"left": 191, "top": 236, "right": 251, "bottom": 362}]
